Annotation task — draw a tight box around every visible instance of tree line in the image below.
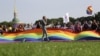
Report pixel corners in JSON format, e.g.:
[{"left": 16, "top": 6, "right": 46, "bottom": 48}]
[{"left": 0, "top": 12, "right": 100, "bottom": 26}]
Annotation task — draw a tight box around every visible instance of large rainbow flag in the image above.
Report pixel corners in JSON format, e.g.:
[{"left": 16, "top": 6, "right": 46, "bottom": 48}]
[{"left": 0, "top": 29, "right": 100, "bottom": 42}]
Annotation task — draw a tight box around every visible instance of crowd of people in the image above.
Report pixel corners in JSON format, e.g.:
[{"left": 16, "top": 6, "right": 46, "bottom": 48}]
[
  {"left": 0, "top": 15, "right": 100, "bottom": 42},
  {"left": 0, "top": 19, "right": 100, "bottom": 35},
  {"left": 48, "top": 20, "right": 100, "bottom": 33},
  {"left": 36, "top": 19, "right": 100, "bottom": 33},
  {"left": 67, "top": 20, "right": 100, "bottom": 33},
  {"left": 0, "top": 24, "right": 36, "bottom": 35}
]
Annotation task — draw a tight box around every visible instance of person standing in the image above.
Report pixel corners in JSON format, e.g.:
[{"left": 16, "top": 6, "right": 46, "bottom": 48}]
[
  {"left": 82, "top": 21, "right": 89, "bottom": 31},
  {"left": 0, "top": 25, "right": 3, "bottom": 35},
  {"left": 74, "top": 21, "right": 82, "bottom": 33},
  {"left": 39, "top": 16, "right": 49, "bottom": 41},
  {"left": 91, "top": 20, "right": 98, "bottom": 30},
  {"left": 96, "top": 21, "right": 100, "bottom": 34}
]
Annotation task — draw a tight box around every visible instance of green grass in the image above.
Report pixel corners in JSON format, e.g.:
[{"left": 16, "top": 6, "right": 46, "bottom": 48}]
[{"left": 0, "top": 41, "right": 100, "bottom": 56}]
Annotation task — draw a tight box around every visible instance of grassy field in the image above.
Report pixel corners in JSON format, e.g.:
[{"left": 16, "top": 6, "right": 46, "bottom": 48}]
[{"left": 0, "top": 41, "right": 100, "bottom": 56}]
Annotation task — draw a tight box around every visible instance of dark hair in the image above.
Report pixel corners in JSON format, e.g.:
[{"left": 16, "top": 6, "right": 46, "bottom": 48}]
[{"left": 43, "top": 16, "right": 46, "bottom": 19}]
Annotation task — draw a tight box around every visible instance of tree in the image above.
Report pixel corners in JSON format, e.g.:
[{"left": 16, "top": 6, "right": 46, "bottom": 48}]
[
  {"left": 69, "top": 17, "right": 76, "bottom": 23},
  {"left": 94, "top": 12, "right": 100, "bottom": 21}
]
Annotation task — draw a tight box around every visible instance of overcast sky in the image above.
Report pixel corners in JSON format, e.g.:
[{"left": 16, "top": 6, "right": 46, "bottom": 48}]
[{"left": 0, "top": 0, "right": 100, "bottom": 23}]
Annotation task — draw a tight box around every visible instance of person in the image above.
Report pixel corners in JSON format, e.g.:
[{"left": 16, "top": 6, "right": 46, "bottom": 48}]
[
  {"left": 74, "top": 21, "right": 82, "bottom": 33},
  {"left": 0, "top": 25, "right": 3, "bottom": 35},
  {"left": 56, "top": 22, "right": 61, "bottom": 29},
  {"left": 88, "top": 20, "right": 92, "bottom": 30},
  {"left": 68, "top": 22, "right": 75, "bottom": 32},
  {"left": 91, "top": 20, "right": 98, "bottom": 30},
  {"left": 96, "top": 21, "right": 100, "bottom": 34},
  {"left": 8, "top": 25, "right": 13, "bottom": 32},
  {"left": 39, "top": 16, "right": 49, "bottom": 41},
  {"left": 12, "top": 24, "right": 18, "bottom": 32},
  {"left": 18, "top": 24, "right": 24, "bottom": 31},
  {"left": 82, "top": 21, "right": 89, "bottom": 31}
]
